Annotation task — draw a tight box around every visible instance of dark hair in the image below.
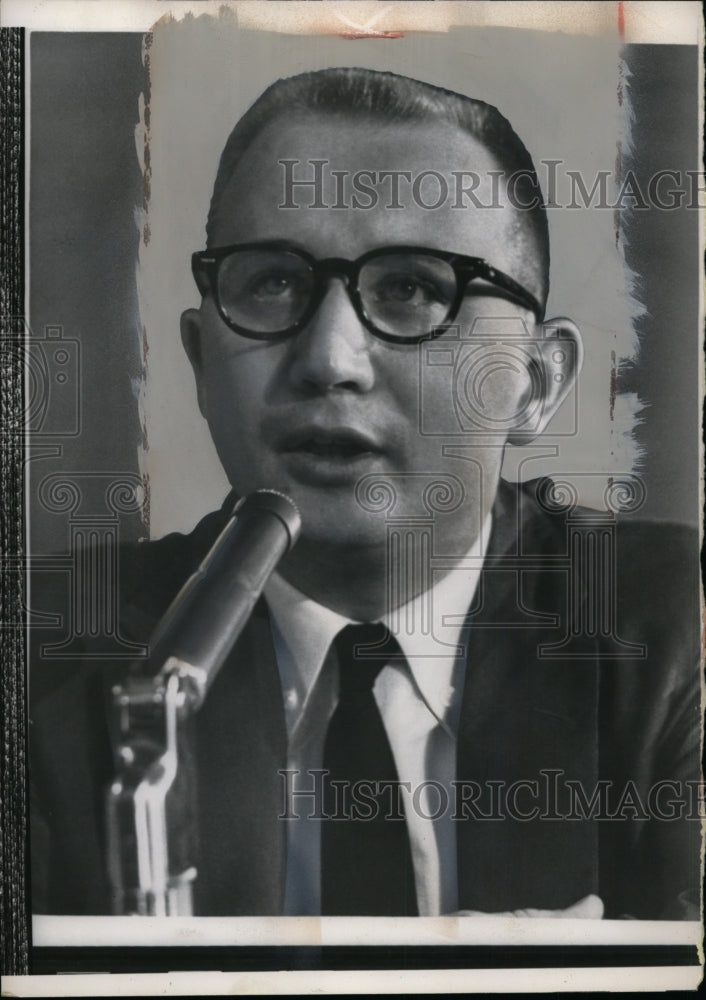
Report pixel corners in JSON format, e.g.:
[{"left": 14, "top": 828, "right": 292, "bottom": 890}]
[{"left": 206, "top": 67, "right": 549, "bottom": 306}]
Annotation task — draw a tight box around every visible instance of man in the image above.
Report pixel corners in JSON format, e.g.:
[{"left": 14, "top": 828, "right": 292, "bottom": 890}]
[{"left": 30, "top": 68, "right": 701, "bottom": 919}]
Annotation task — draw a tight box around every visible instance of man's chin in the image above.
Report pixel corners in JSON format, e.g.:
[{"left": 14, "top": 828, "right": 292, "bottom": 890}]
[{"left": 295, "top": 507, "right": 389, "bottom": 554}]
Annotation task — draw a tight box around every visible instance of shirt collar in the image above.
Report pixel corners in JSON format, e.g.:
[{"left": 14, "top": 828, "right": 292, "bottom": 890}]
[
  {"left": 382, "top": 512, "right": 491, "bottom": 726},
  {"left": 264, "top": 512, "right": 492, "bottom": 732},
  {"left": 265, "top": 573, "right": 350, "bottom": 707}
]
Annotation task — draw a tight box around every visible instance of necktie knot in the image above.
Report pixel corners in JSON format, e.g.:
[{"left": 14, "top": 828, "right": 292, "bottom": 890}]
[{"left": 334, "top": 623, "right": 401, "bottom": 697}]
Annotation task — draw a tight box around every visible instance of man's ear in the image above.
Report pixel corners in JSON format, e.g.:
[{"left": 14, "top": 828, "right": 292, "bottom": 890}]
[
  {"left": 506, "top": 316, "right": 583, "bottom": 446},
  {"left": 180, "top": 307, "right": 208, "bottom": 418}
]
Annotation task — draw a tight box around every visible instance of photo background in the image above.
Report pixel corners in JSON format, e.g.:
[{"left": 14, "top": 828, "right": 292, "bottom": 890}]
[{"left": 29, "top": 22, "right": 701, "bottom": 552}]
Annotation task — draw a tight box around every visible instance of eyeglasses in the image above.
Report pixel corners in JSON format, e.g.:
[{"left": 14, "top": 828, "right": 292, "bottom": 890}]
[{"left": 191, "top": 242, "right": 544, "bottom": 345}]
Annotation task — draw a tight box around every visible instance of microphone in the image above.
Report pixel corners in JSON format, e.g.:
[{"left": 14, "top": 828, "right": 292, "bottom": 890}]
[
  {"left": 148, "top": 488, "right": 302, "bottom": 708},
  {"left": 106, "top": 490, "right": 301, "bottom": 915}
]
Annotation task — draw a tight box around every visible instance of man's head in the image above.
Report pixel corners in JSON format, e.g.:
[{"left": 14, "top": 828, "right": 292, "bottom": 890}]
[{"left": 181, "top": 68, "right": 581, "bottom": 616}]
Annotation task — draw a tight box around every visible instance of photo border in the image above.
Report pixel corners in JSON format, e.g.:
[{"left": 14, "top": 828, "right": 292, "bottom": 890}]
[{"left": 1, "top": 2, "right": 703, "bottom": 994}]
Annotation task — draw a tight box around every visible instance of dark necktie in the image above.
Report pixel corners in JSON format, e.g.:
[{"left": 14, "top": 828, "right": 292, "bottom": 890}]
[{"left": 321, "top": 623, "right": 418, "bottom": 915}]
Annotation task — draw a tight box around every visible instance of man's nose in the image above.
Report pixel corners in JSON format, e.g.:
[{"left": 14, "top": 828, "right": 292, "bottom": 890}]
[{"left": 286, "top": 279, "right": 376, "bottom": 394}]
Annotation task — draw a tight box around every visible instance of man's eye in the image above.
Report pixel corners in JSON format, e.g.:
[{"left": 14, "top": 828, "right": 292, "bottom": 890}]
[
  {"left": 248, "top": 272, "right": 300, "bottom": 299},
  {"left": 374, "top": 274, "right": 443, "bottom": 306}
]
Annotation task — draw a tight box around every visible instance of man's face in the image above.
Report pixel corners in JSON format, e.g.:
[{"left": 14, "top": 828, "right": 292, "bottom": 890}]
[{"left": 182, "top": 114, "right": 545, "bottom": 559}]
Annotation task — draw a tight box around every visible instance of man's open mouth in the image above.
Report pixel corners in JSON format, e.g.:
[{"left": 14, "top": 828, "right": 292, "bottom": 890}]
[{"left": 280, "top": 428, "right": 381, "bottom": 460}]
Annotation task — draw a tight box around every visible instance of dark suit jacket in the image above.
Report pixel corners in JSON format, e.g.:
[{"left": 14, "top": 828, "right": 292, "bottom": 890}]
[{"left": 29, "top": 478, "right": 702, "bottom": 918}]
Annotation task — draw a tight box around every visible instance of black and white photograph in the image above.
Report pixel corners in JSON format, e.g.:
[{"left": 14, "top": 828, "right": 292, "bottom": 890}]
[{"left": 1, "top": 1, "right": 703, "bottom": 995}]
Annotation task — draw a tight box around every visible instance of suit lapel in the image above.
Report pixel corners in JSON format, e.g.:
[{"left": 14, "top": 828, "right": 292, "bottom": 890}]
[{"left": 456, "top": 482, "right": 600, "bottom": 912}]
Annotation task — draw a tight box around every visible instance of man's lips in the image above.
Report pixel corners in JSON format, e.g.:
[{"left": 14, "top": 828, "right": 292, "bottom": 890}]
[{"left": 277, "top": 426, "right": 383, "bottom": 459}]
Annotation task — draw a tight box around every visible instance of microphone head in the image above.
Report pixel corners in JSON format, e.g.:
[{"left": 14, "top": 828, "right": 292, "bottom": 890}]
[{"left": 233, "top": 489, "right": 302, "bottom": 551}]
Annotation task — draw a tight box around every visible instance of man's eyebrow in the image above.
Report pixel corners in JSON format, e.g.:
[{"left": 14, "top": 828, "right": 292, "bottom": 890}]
[
  {"left": 257, "top": 237, "right": 312, "bottom": 253},
  {"left": 207, "top": 237, "right": 313, "bottom": 254}
]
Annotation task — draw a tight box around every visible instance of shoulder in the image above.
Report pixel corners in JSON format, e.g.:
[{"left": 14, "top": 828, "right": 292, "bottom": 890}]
[
  {"left": 498, "top": 475, "right": 699, "bottom": 577},
  {"left": 118, "top": 501, "right": 232, "bottom": 629},
  {"left": 495, "top": 475, "right": 700, "bottom": 668},
  {"left": 30, "top": 497, "right": 235, "bottom": 710}
]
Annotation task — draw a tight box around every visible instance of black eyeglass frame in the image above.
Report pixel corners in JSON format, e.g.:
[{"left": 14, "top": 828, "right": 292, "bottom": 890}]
[{"left": 191, "top": 241, "right": 545, "bottom": 345}]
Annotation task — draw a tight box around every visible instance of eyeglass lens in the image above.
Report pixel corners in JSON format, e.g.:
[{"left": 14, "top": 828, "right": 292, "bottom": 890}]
[{"left": 216, "top": 248, "right": 458, "bottom": 339}]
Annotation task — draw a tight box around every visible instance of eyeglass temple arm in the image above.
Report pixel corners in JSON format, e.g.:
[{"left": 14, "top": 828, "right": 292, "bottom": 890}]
[{"left": 461, "top": 260, "right": 544, "bottom": 321}]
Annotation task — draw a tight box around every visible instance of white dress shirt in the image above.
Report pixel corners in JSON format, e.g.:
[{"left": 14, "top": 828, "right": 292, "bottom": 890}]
[{"left": 263, "top": 515, "right": 491, "bottom": 916}]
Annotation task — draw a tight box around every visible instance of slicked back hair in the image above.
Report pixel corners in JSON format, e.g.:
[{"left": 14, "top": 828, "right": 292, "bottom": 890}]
[{"left": 206, "top": 67, "right": 550, "bottom": 308}]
